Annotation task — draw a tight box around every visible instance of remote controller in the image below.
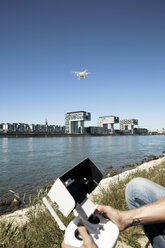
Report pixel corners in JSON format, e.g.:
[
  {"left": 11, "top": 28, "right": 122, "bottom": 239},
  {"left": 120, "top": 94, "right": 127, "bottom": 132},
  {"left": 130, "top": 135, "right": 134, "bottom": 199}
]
[
  {"left": 64, "top": 213, "right": 119, "bottom": 248},
  {"left": 43, "top": 158, "right": 119, "bottom": 248}
]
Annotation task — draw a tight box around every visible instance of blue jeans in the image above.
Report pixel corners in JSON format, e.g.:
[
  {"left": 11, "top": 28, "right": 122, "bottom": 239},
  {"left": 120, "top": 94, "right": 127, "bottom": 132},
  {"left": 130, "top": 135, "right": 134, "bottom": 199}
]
[{"left": 125, "top": 177, "right": 165, "bottom": 248}]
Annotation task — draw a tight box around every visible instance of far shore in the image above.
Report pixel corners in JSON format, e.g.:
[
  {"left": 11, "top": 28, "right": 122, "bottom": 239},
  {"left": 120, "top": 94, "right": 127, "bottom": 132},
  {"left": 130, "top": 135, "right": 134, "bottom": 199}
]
[{"left": 0, "top": 132, "right": 164, "bottom": 138}]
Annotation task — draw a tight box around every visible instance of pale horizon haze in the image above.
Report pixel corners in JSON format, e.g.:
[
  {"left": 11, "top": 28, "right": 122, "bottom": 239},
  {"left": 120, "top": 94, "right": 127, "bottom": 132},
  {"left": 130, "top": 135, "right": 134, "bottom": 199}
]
[{"left": 0, "top": 0, "right": 165, "bottom": 131}]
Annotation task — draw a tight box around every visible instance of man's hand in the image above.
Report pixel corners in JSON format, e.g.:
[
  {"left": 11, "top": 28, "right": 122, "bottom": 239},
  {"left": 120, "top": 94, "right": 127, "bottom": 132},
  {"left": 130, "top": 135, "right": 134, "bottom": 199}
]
[
  {"left": 97, "top": 205, "right": 131, "bottom": 231},
  {"left": 97, "top": 196, "right": 165, "bottom": 230},
  {"left": 61, "top": 225, "right": 98, "bottom": 248}
]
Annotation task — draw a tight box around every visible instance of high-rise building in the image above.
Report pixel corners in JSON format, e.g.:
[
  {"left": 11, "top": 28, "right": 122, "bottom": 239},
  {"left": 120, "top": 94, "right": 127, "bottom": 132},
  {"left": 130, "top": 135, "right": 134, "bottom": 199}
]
[
  {"left": 120, "top": 119, "right": 138, "bottom": 134},
  {"left": 98, "top": 116, "right": 119, "bottom": 134},
  {"left": 65, "top": 111, "right": 91, "bottom": 134}
]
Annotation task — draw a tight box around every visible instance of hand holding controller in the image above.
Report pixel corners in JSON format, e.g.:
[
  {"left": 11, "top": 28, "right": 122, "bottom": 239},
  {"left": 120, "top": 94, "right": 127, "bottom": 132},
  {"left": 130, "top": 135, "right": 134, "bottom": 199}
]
[
  {"left": 62, "top": 224, "right": 97, "bottom": 248},
  {"left": 43, "top": 158, "right": 119, "bottom": 248},
  {"left": 64, "top": 212, "right": 119, "bottom": 248}
]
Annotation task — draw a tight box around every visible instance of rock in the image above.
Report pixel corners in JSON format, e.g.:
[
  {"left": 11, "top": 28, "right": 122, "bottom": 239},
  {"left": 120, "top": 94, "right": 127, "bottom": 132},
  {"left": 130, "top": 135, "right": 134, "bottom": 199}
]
[
  {"left": 0, "top": 199, "right": 12, "bottom": 206},
  {"left": 106, "top": 165, "right": 113, "bottom": 169},
  {"left": 106, "top": 169, "right": 117, "bottom": 177},
  {"left": 121, "top": 163, "right": 134, "bottom": 168},
  {"left": 136, "top": 161, "right": 142, "bottom": 166},
  {"left": 11, "top": 198, "right": 21, "bottom": 208},
  {"left": 144, "top": 158, "right": 152, "bottom": 162},
  {"left": 147, "top": 154, "right": 159, "bottom": 160},
  {"left": 0, "top": 198, "right": 22, "bottom": 214}
]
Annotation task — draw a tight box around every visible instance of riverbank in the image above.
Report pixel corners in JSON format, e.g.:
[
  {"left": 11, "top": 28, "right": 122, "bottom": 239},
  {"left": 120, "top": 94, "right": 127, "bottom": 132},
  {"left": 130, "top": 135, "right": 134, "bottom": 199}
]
[
  {"left": 1, "top": 151, "right": 164, "bottom": 216},
  {"left": 1, "top": 155, "right": 165, "bottom": 247},
  {"left": 0, "top": 132, "right": 164, "bottom": 138},
  {"left": 93, "top": 154, "right": 165, "bottom": 195},
  {"left": 1, "top": 154, "right": 165, "bottom": 222},
  {"left": 1, "top": 135, "right": 165, "bottom": 213}
]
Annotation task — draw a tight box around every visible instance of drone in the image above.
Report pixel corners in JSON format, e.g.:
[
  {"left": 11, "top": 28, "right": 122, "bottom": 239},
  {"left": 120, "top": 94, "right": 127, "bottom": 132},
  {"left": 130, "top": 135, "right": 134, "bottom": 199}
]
[{"left": 72, "top": 69, "right": 90, "bottom": 80}]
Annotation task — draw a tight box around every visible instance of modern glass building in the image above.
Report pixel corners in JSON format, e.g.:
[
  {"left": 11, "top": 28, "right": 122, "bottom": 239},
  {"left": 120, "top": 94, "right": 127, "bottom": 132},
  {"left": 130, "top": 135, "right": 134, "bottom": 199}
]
[
  {"left": 120, "top": 119, "right": 138, "bottom": 134},
  {"left": 65, "top": 111, "right": 91, "bottom": 133},
  {"left": 98, "top": 116, "right": 119, "bottom": 134}
]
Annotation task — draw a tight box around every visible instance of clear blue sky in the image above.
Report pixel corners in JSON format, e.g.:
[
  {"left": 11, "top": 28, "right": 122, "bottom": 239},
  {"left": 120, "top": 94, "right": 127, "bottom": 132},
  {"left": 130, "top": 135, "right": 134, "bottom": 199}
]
[{"left": 0, "top": 0, "right": 165, "bottom": 130}]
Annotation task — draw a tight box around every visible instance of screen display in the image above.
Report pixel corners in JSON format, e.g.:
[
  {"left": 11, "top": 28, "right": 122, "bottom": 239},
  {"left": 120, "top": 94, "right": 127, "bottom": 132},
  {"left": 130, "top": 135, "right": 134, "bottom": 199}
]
[{"left": 67, "top": 181, "right": 88, "bottom": 203}]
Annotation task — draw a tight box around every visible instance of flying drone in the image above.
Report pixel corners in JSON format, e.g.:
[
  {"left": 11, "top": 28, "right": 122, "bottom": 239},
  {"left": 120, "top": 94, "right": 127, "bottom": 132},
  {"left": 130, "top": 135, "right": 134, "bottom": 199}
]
[{"left": 72, "top": 69, "right": 90, "bottom": 80}]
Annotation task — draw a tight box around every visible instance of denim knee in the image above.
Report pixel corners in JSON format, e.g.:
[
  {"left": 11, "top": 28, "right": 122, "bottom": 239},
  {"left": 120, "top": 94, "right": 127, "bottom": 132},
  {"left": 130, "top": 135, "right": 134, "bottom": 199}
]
[
  {"left": 125, "top": 177, "right": 165, "bottom": 210},
  {"left": 125, "top": 177, "right": 147, "bottom": 209},
  {"left": 125, "top": 177, "right": 165, "bottom": 247}
]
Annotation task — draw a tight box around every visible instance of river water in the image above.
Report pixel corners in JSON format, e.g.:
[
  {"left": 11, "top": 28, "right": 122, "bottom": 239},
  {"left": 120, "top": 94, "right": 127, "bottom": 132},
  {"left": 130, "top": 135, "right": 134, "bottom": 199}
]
[{"left": 0, "top": 135, "right": 165, "bottom": 202}]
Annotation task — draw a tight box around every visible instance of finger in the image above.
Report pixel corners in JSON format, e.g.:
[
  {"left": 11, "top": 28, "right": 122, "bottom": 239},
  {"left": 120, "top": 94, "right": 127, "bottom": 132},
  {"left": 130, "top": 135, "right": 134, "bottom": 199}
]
[
  {"left": 78, "top": 225, "right": 92, "bottom": 243},
  {"left": 96, "top": 205, "right": 105, "bottom": 214},
  {"left": 96, "top": 205, "right": 111, "bottom": 220},
  {"left": 97, "top": 205, "right": 104, "bottom": 210}
]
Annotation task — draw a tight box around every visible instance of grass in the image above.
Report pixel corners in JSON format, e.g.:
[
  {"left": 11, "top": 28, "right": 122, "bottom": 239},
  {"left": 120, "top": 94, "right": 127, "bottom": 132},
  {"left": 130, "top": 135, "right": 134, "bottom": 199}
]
[{"left": 0, "top": 159, "right": 165, "bottom": 248}]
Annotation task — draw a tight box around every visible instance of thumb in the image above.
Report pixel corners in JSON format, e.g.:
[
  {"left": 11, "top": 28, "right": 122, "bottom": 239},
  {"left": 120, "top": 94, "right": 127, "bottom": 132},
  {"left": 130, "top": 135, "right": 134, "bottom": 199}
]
[{"left": 78, "top": 225, "right": 92, "bottom": 244}]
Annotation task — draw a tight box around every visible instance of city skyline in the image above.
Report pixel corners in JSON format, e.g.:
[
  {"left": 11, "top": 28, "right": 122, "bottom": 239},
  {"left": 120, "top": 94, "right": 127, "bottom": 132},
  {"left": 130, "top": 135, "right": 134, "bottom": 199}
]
[
  {"left": 1, "top": 0, "right": 165, "bottom": 130},
  {"left": 0, "top": 112, "right": 163, "bottom": 132}
]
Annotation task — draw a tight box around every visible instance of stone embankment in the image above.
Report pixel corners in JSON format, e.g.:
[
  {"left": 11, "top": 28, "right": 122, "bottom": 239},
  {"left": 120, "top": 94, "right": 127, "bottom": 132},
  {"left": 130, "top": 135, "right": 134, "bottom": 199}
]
[
  {"left": 93, "top": 155, "right": 165, "bottom": 195},
  {"left": 104, "top": 153, "right": 164, "bottom": 179}
]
